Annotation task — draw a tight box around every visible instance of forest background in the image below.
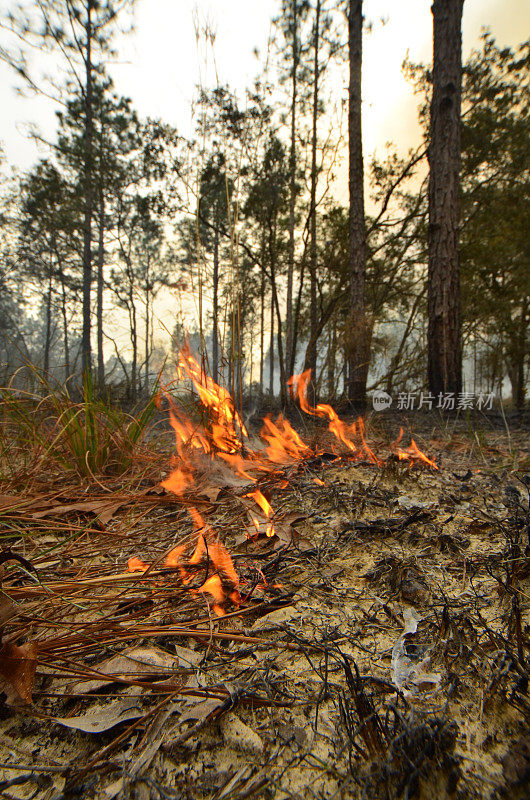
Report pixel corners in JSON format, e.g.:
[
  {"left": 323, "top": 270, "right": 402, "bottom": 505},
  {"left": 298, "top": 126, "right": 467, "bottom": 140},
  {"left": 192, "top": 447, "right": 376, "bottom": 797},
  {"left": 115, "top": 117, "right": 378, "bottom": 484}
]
[{"left": 0, "top": 0, "right": 528, "bottom": 409}]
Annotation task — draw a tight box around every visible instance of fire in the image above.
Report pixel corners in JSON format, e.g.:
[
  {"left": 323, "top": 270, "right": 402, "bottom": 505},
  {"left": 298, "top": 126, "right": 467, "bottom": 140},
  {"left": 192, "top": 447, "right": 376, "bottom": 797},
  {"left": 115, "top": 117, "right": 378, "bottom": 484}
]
[
  {"left": 287, "top": 370, "right": 380, "bottom": 463},
  {"left": 128, "top": 556, "right": 149, "bottom": 573},
  {"left": 127, "top": 507, "right": 240, "bottom": 617},
  {"left": 260, "top": 414, "right": 312, "bottom": 464},
  {"left": 394, "top": 432, "right": 439, "bottom": 469},
  {"left": 245, "top": 488, "right": 276, "bottom": 537},
  {"left": 126, "top": 350, "right": 439, "bottom": 618}
]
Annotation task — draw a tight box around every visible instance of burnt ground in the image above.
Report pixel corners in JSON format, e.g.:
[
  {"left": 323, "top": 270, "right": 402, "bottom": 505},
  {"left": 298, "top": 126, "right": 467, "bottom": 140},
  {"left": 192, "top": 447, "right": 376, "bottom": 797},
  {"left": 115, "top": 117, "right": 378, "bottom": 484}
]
[{"left": 0, "top": 413, "right": 529, "bottom": 800}]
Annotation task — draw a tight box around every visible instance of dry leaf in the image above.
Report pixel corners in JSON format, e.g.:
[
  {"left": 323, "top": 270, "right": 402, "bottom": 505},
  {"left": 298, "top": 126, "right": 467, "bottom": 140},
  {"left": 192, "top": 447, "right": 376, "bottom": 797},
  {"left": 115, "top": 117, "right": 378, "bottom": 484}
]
[
  {"left": 0, "top": 641, "right": 38, "bottom": 704},
  {"left": 53, "top": 697, "right": 144, "bottom": 733},
  {"left": 61, "top": 646, "right": 180, "bottom": 694},
  {"left": 0, "top": 597, "right": 16, "bottom": 629},
  {"left": 32, "top": 499, "right": 125, "bottom": 525}
]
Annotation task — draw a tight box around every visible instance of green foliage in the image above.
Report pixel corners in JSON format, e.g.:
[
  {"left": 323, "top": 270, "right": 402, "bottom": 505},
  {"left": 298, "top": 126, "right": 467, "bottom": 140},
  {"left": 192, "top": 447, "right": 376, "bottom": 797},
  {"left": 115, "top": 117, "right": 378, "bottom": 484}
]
[
  {"left": 460, "top": 34, "right": 529, "bottom": 406},
  {"left": 0, "top": 370, "right": 157, "bottom": 481}
]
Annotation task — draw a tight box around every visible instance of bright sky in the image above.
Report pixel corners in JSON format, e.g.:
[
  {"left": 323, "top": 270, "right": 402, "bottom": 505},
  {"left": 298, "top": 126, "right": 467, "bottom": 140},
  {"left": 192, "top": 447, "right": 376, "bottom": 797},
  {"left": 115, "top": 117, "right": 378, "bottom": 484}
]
[{"left": 0, "top": 0, "right": 528, "bottom": 178}]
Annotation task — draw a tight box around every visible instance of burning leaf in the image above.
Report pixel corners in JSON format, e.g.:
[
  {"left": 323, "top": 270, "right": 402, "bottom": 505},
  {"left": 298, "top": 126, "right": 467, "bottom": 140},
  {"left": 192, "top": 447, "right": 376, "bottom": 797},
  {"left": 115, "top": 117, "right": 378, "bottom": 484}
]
[{"left": 0, "top": 641, "right": 38, "bottom": 704}]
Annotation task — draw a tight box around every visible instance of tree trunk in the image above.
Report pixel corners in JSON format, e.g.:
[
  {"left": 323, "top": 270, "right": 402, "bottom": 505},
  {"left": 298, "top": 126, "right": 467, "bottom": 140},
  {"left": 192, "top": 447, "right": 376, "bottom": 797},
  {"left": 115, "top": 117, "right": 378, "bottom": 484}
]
[
  {"left": 347, "top": 0, "right": 370, "bottom": 407},
  {"left": 327, "top": 316, "right": 337, "bottom": 399},
  {"left": 269, "top": 291, "right": 275, "bottom": 397},
  {"left": 508, "top": 299, "right": 528, "bottom": 409},
  {"left": 44, "top": 266, "right": 53, "bottom": 377},
  {"left": 427, "top": 0, "right": 464, "bottom": 396},
  {"left": 81, "top": 1, "right": 94, "bottom": 375},
  {"left": 59, "top": 271, "right": 70, "bottom": 381},
  {"left": 144, "top": 254, "right": 150, "bottom": 394},
  {"left": 268, "top": 218, "right": 288, "bottom": 404},
  {"left": 212, "top": 221, "right": 220, "bottom": 383},
  {"left": 291, "top": 257, "right": 306, "bottom": 377},
  {"left": 126, "top": 268, "right": 137, "bottom": 404},
  {"left": 285, "top": 0, "right": 299, "bottom": 379},
  {"left": 259, "top": 262, "right": 265, "bottom": 395},
  {"left": 96, "top": 191, "right": 105, "bottom": 392},
  {"left": 305, "top": 0, "right": 321, "bottom": 405}
]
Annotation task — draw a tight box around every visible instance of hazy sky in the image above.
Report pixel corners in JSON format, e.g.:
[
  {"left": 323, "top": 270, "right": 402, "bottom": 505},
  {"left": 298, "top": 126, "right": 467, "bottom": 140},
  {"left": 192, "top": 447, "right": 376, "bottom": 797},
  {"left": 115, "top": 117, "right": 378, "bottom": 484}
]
[{"left": 0, "top": 0, "right": 528, "bottom": 178}]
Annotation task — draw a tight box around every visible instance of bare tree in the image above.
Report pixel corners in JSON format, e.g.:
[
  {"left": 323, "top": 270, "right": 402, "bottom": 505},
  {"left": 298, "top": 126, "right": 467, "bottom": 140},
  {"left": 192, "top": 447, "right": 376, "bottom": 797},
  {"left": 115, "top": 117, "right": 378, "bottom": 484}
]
[
  {"left": 427, "top": 0, "right": 464, "bottom": 395},
  {"left": 347, "top": 0, "right": 369, "bottom": 407}
]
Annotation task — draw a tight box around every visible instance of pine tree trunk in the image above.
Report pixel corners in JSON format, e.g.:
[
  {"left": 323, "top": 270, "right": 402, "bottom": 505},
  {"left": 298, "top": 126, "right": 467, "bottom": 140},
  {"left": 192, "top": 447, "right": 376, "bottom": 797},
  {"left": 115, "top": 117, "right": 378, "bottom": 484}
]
[
  {"left": 327, "top": 317, "right": 337, "bottom": 399},
  {"left": 291, "top": 258, "right": 306, "bottom": 377},
  {"left": 268, "top": 219, "right": 288, "bottom": 404},
  {"left": 510, "top": 300, "right": 527, "bottom": 409},
  {"left": 285, "top": 0, "right": 299, "bottom": 378},
  {"left": 96, "top": 191, "right": 105, "bottom": 392},
  {"left": 427, "top": 0, "right": 464, "bottom": 396},
  {"left": 131, "top": 296, "right": 137, "bottom": 403},
  {"left": 144, "top": 255, "right": 150, "bottom": 394},
  {"left": 305, "top": 0, "right": 321, "bottom": 405},
  {"left": 269, "top": 291, "right": 275, "bottom": 397},
  {"left": 259, "top": 264, "right": 265, "bottom": 395},
  {"left": 81, "top": 1, "right": 94, "bottom": 375},
  {"left": 44, "top": 267, "right": 53, "bottom": 377},
  {"left": 59, "top": 271, "right": 70, "bottom": 381},
  {"left": 212, "top": 221, "right": 220, "bottom": 383},
  {"left": 347, "top": 0, "right": 370, "bottom": 407}
]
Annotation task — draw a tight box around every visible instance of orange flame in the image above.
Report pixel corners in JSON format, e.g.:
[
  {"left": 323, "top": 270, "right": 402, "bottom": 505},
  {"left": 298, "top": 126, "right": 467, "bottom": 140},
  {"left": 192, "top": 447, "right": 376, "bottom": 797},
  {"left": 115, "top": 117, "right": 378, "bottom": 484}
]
[
  {"left": 127, "top": 556, "right": 149, "bottom": 573},
  {"left": 287, "top": 370, "right": 381, "bottom": 463},
  {"left": 245, "top": 488, "right": 276, "bottom": 537},
  {"left": 128, "top": 351, "right": 439, "bottom": 620},
  {"left": 127, "top": 506, "right": 240, "bottom": 616},
  {"left": 396, "top": 436, "right": 439, "bottom": 469},
  {"left": 260, "top": 414, "right": 312, "bottom": 464}
]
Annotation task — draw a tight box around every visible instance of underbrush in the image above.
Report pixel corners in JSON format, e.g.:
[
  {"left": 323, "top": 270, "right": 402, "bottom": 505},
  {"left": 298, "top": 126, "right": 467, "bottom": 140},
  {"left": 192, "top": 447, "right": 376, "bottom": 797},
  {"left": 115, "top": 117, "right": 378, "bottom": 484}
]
[{"left": 0, "top": 372, "right": 158, "bottom": 483}]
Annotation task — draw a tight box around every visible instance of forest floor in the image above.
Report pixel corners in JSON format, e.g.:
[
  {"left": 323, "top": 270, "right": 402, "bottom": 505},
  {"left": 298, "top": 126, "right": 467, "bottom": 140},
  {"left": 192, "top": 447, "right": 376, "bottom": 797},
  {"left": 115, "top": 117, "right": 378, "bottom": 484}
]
[{"left": 0, "top": 409, "right": 529, "bottom": 800}]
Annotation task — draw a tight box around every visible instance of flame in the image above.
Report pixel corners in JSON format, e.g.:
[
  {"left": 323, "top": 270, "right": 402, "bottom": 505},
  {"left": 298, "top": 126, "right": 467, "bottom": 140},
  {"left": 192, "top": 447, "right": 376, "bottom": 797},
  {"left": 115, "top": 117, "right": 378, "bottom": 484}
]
[
  {"left": 389, "top": 427, "right": 438, "bottom": 469},
  {"left": 127, "top": 351, "right": 439, "bottom": 617},
  {"left": 245, "top": 488, "right": 276, "bottom": 537},
  {"left": 260, "top": 414, "right": 312, "bottom": 464},
  {"left": 396, "top": 437, "right": 439, "bottom": 469},
  {"left": 287, "top": 370, "right": 381, "bottom": 463},
  {"left": 128, "top": 556, "right": 149, "bottom": 573},
  {"left": 127, "top": 504, "right": 240, "bottom": 617}
]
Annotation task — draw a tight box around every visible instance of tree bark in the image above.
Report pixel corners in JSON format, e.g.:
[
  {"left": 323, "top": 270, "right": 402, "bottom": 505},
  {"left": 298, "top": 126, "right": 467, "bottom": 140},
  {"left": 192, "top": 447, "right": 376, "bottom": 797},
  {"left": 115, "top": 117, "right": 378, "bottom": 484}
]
[
  {"left": 44, "top": 265, "right": 53, "bottom": 377},
  {"left": 212, "top": 219, "right": 220, "bottom": 383},
  {"left": 81, "top": 1, "right": 94, "bottom": 375},
  {"left": 144, "top": 254, "right": 150, "bottom": 394},
  {"left": 96, "top": 190, "right": 105, "bottom": 392},
  {"left": 427, "top": 0, "right": 464, "bottom": 396},
  {"left": 347, "top": 0, "right": 370, "bottom": 407},
  {"left": 269, "top": 290, "right": 275, "bottom": 397},
  {"left": 285, "top": 0, "right": 299, "bottom": 379},
  {"left": 305, "top": 0, "right": 321, "bottom": 405},
  {"left": 259, "top": 259, "right": 265, "bottom": 395},
  {"left": 59, "top": 270, "right": 70, "bottom": 381}
]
